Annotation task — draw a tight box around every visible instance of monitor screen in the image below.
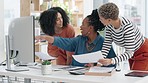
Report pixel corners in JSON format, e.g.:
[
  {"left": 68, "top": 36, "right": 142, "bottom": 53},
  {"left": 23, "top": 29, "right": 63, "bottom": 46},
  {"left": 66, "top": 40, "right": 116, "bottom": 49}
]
[{"left": 8, "top": 16, "right": 35, "bottom": 65}]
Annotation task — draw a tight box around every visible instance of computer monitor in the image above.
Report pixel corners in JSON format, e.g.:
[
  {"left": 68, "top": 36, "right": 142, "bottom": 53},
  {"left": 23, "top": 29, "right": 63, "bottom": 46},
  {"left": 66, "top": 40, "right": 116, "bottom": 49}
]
[{"left": 8, "top": 16, "right": 35, "bottom": 65}]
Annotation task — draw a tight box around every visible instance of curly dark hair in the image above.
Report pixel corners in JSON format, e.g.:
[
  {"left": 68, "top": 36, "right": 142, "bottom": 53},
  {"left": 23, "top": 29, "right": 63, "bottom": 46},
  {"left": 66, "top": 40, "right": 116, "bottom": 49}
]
[
  {"left": 39, "top": 7, "right": 69, "bottom": 36},
  {"left": 51, "top": 7, "right": 69, "bottom": 26},
  {"left": 87, "top": 9, "right": 105, "bottom": 32}
]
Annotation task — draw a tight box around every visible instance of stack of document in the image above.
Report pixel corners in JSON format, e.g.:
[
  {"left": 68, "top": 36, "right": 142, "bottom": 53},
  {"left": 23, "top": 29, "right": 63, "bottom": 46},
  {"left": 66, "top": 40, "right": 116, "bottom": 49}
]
[{"left": 89, "top": 66, "right": 115, "bottom": 73}]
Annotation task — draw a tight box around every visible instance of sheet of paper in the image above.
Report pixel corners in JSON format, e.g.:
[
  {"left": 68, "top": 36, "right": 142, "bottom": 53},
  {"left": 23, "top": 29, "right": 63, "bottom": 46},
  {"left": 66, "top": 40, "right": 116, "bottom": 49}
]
[
  {"left": 72, "top": 51, "right": 103, "bottom": 63},
  {"left": 89, "top": 66, "right": 114, "bottom": 73},
  {"left": 35, "top": 52, "right": 56, "bottom": 60}
]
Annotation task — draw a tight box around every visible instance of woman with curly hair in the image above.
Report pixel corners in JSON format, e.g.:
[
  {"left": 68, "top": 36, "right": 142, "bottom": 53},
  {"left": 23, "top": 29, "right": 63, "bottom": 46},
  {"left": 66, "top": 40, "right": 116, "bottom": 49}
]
[
  {"left": 98, "top": 3, "right": 148, "bottom": 71},
  {"left": 39, "top": 7, "right": 75, "bottom": 65}
]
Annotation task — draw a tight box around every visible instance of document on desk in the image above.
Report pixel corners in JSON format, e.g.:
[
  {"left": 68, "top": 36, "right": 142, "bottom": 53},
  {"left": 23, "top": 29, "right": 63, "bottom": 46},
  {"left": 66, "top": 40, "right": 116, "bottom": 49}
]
[
  {"left": 35, "top": 52, "right": 56, "bottom": 60},
  {"left": 89, "top": 66, "right": 115, "bottom": 73},
  {"left": 72, "top": 51, "right": 103, "bottom": 63}
]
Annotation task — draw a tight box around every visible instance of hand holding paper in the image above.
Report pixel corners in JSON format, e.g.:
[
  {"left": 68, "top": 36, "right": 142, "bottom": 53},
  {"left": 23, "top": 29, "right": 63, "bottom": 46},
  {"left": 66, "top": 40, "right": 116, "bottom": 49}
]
[{"left": 72, "top": 51, "right": 103, "bottom": 63}]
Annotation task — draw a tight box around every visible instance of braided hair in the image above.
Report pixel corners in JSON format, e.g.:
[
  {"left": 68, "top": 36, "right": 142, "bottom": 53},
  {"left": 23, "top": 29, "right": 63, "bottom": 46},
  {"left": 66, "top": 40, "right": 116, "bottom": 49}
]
[{"left": 89, "top": 9, "right": 105, "bottom": 32}]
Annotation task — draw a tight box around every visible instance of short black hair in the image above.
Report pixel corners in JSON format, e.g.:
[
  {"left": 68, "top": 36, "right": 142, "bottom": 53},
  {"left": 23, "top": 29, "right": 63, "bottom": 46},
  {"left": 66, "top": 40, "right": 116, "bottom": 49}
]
[{"left": 87, "top": 9, "right": 105, "bottom": 32}]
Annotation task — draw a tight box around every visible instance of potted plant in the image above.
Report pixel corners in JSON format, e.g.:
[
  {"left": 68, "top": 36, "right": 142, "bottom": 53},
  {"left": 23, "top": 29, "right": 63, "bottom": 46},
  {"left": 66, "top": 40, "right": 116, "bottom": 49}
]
[
  {"left": 42, "top": 60, "right": 51, "bottom": 65},
  {"left": 41, "top": 60, "right": 52, "bottom": 75}
]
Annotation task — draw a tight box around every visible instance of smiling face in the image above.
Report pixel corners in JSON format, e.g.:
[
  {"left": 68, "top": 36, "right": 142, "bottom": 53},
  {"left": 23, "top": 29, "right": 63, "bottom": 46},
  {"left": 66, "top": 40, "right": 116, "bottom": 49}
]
[
  {"left": 55, "top": 12, "right": 63, "bottom": 28},
  {"left": 80, "top": 17, "right": 91, "bottom": 36}
]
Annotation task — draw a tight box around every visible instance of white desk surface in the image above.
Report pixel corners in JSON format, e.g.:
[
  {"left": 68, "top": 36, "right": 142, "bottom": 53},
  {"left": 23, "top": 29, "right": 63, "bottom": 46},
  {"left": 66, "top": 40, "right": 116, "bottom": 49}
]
[{"left": 0, "top": 65, "right": 146, "bottom": 83}]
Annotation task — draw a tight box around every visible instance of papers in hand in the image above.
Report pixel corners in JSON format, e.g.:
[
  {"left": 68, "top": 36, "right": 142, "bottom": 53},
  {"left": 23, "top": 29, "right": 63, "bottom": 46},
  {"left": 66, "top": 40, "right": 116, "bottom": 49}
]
[
  {"left": 35, "top": 52, "right": 56, "bottom": 60},
  {"left": 72, "top": 51, "right": 103, "bottom": 63}
]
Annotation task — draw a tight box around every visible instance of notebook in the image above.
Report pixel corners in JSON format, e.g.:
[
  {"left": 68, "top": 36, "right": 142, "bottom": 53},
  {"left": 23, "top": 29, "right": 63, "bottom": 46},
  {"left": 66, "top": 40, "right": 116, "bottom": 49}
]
[{"left": 125, "top": 71, "right": 148, "bottom": 77}]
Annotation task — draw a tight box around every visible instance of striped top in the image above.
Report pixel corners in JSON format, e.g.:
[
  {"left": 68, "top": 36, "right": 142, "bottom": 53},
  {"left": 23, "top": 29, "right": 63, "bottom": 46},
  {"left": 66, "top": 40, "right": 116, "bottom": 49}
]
[{"left": 102, "top": 17, "right": 145, "bottom": 64}]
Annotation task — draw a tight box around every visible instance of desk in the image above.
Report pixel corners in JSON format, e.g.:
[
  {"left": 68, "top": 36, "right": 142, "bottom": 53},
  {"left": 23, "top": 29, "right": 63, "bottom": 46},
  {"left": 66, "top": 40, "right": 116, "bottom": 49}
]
[
  {"left": 135, "top": 76, "right": 148, "bottom": 83},
  {"left": 0, "top": 65, "right": 145, "bottom": 83}
]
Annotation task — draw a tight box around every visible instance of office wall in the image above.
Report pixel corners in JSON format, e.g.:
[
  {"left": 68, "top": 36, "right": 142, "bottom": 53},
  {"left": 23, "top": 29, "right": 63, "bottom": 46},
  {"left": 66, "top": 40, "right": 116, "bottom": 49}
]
[
  {"left": 140, "top": 0, "right": 146, "bottom": 36},
  {"left": 4, "top": 0, "right": 20, "bottom": 35},
  {"left": 93, "top": 0, "right": 104, "bottom": 9},
  {"left": 0, "top": 0, "right": 5, "bottom": 62},
  {"left": 85, "top": 0, "right": 108, "bottom": 17},
  {"left": 83, "top": 0, "right": 93, "bottom": 18}
]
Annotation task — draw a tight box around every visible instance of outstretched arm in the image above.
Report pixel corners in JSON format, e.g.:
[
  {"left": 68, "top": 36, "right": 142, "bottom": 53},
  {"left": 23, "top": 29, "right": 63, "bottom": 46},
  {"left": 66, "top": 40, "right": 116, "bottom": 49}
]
[{"left": 35, "top": 35, "right": 54, "bottom": 43}]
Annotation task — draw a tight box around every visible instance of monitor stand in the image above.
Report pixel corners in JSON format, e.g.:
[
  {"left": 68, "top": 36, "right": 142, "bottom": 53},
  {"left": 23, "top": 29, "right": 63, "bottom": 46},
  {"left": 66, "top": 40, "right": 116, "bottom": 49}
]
[{"left": 5, "top": 35, "right": 29, "bottom": 72}]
